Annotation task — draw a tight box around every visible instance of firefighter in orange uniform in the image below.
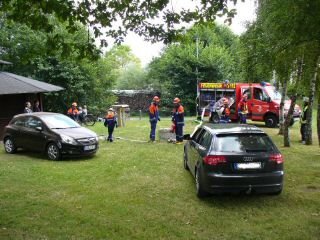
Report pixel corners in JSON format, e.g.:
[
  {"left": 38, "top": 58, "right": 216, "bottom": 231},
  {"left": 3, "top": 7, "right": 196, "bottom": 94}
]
[
  {"left": 238, "top": 94, "right": 248, "bottom": 124},
  {"left": 104, "top": 108, "right": 117, "bottom": 142},
  {"left": 149, "top": 96, "right": 160, "bottom": 142},
  {"left": 67, "top": 102, "right": 79, "bottom": 121},
  {"left": 172, "top": 97, "right": 184, "bottom": 144},
  {"left": 220, "top": 98, "right": 230, "bottom": 123}
]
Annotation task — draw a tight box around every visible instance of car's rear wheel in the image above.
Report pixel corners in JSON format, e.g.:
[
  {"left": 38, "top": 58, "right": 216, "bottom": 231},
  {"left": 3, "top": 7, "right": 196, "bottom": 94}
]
[
  {"left": 183, "top": 150, "right": 189, "bottom": 171},
  {"left": 46, "top": 143, "right": 61, "bottom": 160},
  {"left": 195, "top": 167, "right": 208, "bottom": 198},
  {"left": 4, "top": 137, "right": 16, "bottom": 154}
]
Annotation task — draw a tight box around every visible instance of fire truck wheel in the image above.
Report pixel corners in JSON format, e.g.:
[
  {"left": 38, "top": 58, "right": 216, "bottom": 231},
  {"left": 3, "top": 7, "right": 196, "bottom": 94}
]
[
  {"left": 265, "top": 114, "right": 278, "bottom": 128},
  {"left": 210, "top": 113, "right": 220, "bottom": 124}
]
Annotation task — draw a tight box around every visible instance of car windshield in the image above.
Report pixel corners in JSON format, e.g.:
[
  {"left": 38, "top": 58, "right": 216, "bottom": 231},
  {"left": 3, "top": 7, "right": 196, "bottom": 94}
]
[
  {"left": 264, "top": 86, "right": 288, "bottom": 101},
  {"left": 41, "top": 114, "right": 80, "bottom": 129},
  {"left": 214, "top": 133, "right": 277, "bottom": 153}
]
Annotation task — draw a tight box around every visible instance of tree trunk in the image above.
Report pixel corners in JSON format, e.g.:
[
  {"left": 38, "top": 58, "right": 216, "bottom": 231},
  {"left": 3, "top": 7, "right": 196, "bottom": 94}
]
[
  {"left": 284, "top": 58, "right": 303, "bottom": 147},
  {"left": 283, "top": 95, "right": 297, "bottom": 147},
  {"left": 278, "top": 78, "right": 287, "bottom": 135},
  {"left": 318, "top": 94, "right": 320, "bottom": 146},
  {"left": 306, "top": 55, "right": 320, "bottom": 145}
]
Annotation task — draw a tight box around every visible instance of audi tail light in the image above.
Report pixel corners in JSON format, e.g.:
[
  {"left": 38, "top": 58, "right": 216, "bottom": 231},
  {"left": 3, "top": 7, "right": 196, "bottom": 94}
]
[
  {"left": 269, "top": 153, "right": 284, "bottom": 164},
  {"left": 203, "top": 155, "right": 227, "bottom": 165}
]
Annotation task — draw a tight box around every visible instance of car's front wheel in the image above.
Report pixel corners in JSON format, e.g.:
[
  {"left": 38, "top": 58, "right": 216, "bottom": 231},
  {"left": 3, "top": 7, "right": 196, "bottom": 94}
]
[
  {"left": 195, "top": 167, "right": 208, "bottom": 198},
  {"left": 4, "top": 137, "right": 16, "bottom": 154},
  {"left": 46, "top": 143, "right": 61, "bottom": 160}
]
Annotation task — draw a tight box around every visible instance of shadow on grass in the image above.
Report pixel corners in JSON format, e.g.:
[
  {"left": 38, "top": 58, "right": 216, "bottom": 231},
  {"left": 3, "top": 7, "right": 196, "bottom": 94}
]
[
  {"left": 200, "top": 191, "right": 286, "bottom": 210},
  {"left": 6, "top": 149, "right": 95, "bottom": 162}
]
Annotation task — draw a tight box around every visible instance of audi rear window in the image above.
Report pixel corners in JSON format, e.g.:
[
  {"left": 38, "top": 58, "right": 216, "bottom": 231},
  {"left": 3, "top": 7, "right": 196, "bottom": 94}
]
[{"left": 214, "top": 133, "right": 277, "bottom": 153}]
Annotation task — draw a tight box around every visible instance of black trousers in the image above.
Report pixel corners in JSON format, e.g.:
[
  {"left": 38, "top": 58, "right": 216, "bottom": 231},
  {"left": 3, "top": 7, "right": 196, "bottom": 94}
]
[
  {"left": 108, "top": 125, "right": 115, "bottom": 141},
  {"left": 300, "top": 123, "right": 306, "bottom": 141}
]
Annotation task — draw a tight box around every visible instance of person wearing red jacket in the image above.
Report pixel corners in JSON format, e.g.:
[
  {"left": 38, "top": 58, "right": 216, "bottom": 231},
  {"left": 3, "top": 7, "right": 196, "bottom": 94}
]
[
  {"left": 238, "top": 94, "right": 248, "bottom": 124},
  {"left": 172, "top": 97, "right": 184, "bottom": 144},
  {"left": 149, "top": 96, "right": 160, "bottom": 142}
]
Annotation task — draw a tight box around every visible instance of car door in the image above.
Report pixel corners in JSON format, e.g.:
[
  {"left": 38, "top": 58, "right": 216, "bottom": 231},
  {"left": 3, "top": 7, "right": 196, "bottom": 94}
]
[
  {"left": 8, "top": 117, "right": 27, "bottom": 147},
  {"left": 188, "top": 128, "right": 205, "bottom": 176},
  {"left": 198, "top": 131, "right": 213, "bottom": 161},
  {"left": 251, "top": 87, "right": 270, "bottom": 121},
  {"left": 20, "top": 116, "right": 46, "bottom": 151}
]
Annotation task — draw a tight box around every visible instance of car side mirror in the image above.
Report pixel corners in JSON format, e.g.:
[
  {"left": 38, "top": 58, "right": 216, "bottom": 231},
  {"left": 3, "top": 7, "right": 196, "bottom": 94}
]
[
  {"left": 35, "top": 126, "right": 42, "bottom": 131},
  {"left": 266, "top": 97, "right": 271, "bottom": 102},
  {"left": 183, "top": 134, "right": 191, "bottom": 140}
]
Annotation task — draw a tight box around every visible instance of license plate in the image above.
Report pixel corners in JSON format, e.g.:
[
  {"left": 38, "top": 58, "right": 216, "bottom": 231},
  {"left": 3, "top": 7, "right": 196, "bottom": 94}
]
[
  {"left": 84, "top": 145, "right": 96, "bottom": 151},
  {"left": 236, "top": 162, "right": 262, "bottom": 169}
]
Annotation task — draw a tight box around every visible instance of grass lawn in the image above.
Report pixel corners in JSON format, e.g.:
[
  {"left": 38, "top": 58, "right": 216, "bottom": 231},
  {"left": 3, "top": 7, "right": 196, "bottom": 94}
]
[{"left": 0, "top": 117, "right": 319, "bottom": 240}]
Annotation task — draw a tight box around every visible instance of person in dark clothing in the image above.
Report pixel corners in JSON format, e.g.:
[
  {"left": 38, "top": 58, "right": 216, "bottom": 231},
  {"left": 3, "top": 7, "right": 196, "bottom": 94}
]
[
  {"left": 149, "top": 96, "right": 160, "bottom": 142},
  {"left": 172, "top": 97, "right": 184, "bottom": 144},
  {"left": 300, "top": 97, "right": 309, "bottom": 144},
  {"left": 33, "top": 100, "right": 41, "bottom": 112},
  {"left": 24, "top": 101, "right": 33, "bottom": 113},
  {"left": 104, "top": 108, "right": 117, "bottom": 142}
]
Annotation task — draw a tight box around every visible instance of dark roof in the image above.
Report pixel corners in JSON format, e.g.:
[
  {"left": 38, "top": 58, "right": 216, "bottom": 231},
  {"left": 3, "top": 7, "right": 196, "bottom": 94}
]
[
  {"left": 202, "top": 123, "right": 265, "bottom": 134},
  {"left": 0, "top": 60, "right": 12, "bottom": 65},
  {"left": 0, "top": 71, "right": 64, "bottom": 95}
]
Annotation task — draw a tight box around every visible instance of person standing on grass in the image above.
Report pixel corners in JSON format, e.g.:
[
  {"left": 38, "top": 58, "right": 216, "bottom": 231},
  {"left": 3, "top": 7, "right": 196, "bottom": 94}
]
[
  {"left": 238, "top": 94, "right": 248, "bottom": 124},
  {"left": 149, "top": 96, "right": 160, "bottom": 142},
  {"left": 104, "top": 108, "right": 117, "bottom": 142},
  {"left": 300, "top": 97, "right": 309, "bottom": 144},
  {"left": 172, "top": 97, "right": 184, "bottom": 144},
  {"left": 220, "top": 98, "right": 230, "bottom": 123}
]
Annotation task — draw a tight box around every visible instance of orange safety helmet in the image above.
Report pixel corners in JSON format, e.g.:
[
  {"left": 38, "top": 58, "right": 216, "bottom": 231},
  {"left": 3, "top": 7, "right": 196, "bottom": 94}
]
[
  {"left": 72, "top": 102, "right": 77, "bottom": 107},
  {"left": 173, "top": 97, "right": 181, "bottom": 104},
  {"left": 153, "top": 96, "right": 160, "bottom": 102}
]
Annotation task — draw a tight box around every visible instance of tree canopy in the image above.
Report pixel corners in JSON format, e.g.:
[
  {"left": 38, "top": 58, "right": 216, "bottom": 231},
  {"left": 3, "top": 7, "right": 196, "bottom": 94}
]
[{"left": 0, "top": 0, "right": 241, "bottom": 45}]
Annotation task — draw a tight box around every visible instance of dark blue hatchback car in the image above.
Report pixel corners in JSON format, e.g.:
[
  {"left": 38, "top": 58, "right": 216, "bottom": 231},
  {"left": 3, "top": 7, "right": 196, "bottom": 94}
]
[{"left": 183, "top": 124, "right": 284, "bottom": 198}]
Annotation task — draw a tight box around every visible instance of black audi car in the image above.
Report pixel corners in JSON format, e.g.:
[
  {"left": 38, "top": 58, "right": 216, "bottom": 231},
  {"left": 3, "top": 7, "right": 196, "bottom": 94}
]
[
  {"left": 183, "top": 123, "right": 284, "bottom": 197},
  {"left": 3, "top": 112, "right": 99, "bottom": 160}
]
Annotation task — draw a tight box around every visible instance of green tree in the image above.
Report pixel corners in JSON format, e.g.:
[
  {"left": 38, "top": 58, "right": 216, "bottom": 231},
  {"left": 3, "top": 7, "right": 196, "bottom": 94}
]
[
  {"left": 116, "top": 63, "right": 148, "bottom": 90},
  {"left": 241, "top": 0, "right": 320, "bottom": 146},
  {"left": 0, "top": 0, "right": 240, "bottom": 45},
  {"left": 0, "top": 16, "right": 115, "bottom": 113},
  {"left": 148, "top": 23, "right": 240, "bottom": 113}
]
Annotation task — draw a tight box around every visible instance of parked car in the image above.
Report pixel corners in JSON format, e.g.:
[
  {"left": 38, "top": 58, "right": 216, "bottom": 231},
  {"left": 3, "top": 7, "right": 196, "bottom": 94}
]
[
  {"left": 3, "top": 112, "right": 99, "bottom": 160},
  {"left": 183, "top": 123, "right": 284, "bottom": 198}
]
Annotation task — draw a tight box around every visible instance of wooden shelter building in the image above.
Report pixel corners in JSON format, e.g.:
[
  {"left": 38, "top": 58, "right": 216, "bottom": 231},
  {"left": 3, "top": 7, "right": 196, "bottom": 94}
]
[{"left": 0, "top": 71, "right": 64, "bottom": 139}]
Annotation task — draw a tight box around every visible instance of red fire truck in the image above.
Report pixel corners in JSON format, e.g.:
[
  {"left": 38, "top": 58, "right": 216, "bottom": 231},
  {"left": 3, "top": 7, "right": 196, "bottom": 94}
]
[{"left": 198, "top": 82, "right": 301, "bottom": 127}]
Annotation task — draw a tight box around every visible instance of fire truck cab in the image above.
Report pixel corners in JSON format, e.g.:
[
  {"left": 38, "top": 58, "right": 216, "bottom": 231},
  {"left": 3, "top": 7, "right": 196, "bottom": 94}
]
[{"left": 199, "top": 82, "right": 301, "bottom": 127}]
